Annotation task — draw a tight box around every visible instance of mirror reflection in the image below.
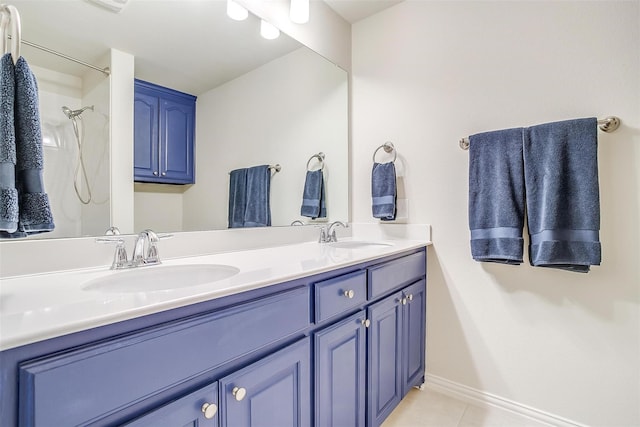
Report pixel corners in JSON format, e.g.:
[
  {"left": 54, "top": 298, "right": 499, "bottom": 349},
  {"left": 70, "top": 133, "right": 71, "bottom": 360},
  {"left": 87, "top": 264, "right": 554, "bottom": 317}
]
[{"left": 9, "top": 0, "right": 348, "bottom": 239}]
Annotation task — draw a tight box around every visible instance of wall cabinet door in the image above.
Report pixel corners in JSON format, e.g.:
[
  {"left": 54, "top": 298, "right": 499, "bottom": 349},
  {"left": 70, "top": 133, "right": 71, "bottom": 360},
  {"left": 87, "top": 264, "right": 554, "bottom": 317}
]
[
  {"left": 367, "top": 291, "right": 404, "bottom": 427},
  {"left": 219, "top": 338, "right": 311, "bottom": 427},
  {"left": 134, "top": 79, "right": 196, "bottom": 184},
  {"left": 315, "top": 311, "right": 367, "bottom": 427},
  {"left": 124, "top": 383, "right": 219, "bottom": 427}
]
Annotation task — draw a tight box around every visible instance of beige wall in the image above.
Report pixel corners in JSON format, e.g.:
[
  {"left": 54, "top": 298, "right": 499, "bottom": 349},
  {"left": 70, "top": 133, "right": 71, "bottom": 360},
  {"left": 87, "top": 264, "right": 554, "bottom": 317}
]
[{"left": 352, "top": 1, "right": 639, "bottom": 425}]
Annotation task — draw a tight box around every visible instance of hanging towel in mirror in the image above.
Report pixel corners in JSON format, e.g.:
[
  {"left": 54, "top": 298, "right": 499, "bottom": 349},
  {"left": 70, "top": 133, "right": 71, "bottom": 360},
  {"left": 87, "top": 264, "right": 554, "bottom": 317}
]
[
  {"left": 0, "top": 53, "right": 18, "bottom": 234},
  {"left": 244, "top": 165, "right": 271, "bottom": 227},
  {"left": 228, "top": 167, "right": 248, "bottom": 228},
  {"left": 468, "top": 127, "right": 525, "bottom": 264},
  {"left": 371, "top": 161, "right": 396, "bottom": 221},
  {"left": 524, "top": 117, "right": 601, "bottom": 272},
  {"left": 300, "top": 169, "right": 326, "bottom": 219},
  {"left": 11, "top": 57, "right": 55, "bottom": 236}
]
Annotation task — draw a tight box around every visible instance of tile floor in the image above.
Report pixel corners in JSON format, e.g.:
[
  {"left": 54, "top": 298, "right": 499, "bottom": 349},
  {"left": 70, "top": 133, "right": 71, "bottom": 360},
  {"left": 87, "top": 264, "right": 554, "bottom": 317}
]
[{"left": 381, "top": 388, "right": 549, "bottom": 427}]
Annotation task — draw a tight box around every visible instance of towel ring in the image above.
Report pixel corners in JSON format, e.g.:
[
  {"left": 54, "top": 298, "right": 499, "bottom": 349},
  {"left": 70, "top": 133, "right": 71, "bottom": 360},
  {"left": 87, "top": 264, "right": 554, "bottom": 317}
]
[
  {"left": 2, "top": 5, "right": 21, "bottom": 64},
  {"left": 306, "top": 152, "right": 325, "bottom": 171},
  {"left": 373, "top": 141, "right": 397, "bottom": 163}
]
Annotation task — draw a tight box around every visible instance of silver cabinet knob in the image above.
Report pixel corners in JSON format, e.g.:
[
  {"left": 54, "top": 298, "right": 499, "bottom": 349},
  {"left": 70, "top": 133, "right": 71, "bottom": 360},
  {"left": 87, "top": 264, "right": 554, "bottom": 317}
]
[
  {"left": 401, "top": 297, "right": 407, "bottom": 305},
  {"left": 232, "top": 386, "right": 247, "bottom": 401},
  {"left": 161, "top": 172, "right": 166, "bottom": 176},
  {"left": 407, "top": 294, "right": 413, "bottom": 301},
  {"left": 201, "top": 402, "right": 218, "bottom": 419},
  {"left": 343, "top": 289, "right": 355, "bottom": 299},
  {"left": 361, "top": 319, "right": 371, "bottom": 328},
  {"left": 153, "top": 171, "right": 158, "bottom": 176}
]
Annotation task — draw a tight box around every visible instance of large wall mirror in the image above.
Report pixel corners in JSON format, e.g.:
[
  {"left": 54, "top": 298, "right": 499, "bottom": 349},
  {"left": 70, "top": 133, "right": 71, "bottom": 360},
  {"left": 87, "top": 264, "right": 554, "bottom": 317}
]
[{"left": 9, "top": 0, "right": 348, "bottom": 239}]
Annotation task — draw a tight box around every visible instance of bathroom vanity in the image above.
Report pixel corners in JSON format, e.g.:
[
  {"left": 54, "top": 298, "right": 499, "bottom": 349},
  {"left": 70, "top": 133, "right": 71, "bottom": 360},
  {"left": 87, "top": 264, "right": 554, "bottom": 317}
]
[{"left": 0, "top": 241, "right": 427, "bottom": 427}]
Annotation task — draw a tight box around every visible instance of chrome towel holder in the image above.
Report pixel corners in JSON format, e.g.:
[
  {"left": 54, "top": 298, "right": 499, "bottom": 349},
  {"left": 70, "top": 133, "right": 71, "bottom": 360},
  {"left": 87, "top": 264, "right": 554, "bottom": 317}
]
[
  {"left": 373, "top": 141, "right": 397, "bottom": 163},
  {"left": 306, "top": 152, "right": 325, "bottom": 171},
  {"left": 459, "top": 116, "right": 621, "bottom": 150}
]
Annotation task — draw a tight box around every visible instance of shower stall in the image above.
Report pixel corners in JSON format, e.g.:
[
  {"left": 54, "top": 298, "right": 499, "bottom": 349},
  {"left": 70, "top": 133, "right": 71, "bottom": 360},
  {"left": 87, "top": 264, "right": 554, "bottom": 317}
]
[{"left": 37, "top": 66, "right": 111, "bottom": 238}]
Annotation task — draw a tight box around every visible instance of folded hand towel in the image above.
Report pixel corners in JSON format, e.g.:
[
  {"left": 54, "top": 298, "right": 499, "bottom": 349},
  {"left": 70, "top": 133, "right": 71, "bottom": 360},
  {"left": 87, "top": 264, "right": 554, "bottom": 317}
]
[
  {"left": 372, "top": 162, "right": 397, "bottom": 221},
  {"left": 469, "top": 127, "right": 525, "bottom": 264},
  {"left": 524, "top": 117, "right": 601, "bottom": 272},
  {"left": 228, "top": 168, "right": 248, "bottom": 228},
  {"left": 0, "top": 53, "right": 18, "bottom": 233},
  {"left": 300, "top": 169, "right": 326, "bottom": 219},
  {"left": 10, "top": 56, "right": 54, "bottom": 236},
  {"left": 244, "top": 165, "right": 271, "bottom": 227}
]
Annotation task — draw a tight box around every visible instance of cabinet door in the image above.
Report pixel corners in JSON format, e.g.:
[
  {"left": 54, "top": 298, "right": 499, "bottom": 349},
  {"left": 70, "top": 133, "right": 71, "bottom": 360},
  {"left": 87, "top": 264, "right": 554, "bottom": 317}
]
[
  {"left": 402, "top": 279, "right": 426, "bottom": 395},
  {"left": 220, "top": 338, "right": 310, "bottom": 427},
  {"left": 367, "top": 291, "right": 403, "bottom": 427},
  {"left": 134, "top": 90, "right": 160, "bottom": 181},
  {"left": 315, "top": 311, "right": 366, "bottom": 427},
  {"left": 159, "top": 97, "right": 195, "bottom": 183},
  {"left": 124, "top": 383, "right": 219, "bottom": 427}
]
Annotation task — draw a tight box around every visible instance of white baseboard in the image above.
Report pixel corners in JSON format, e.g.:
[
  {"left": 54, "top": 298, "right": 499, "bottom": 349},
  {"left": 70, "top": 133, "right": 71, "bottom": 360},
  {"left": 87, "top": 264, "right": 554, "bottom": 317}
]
[{"left": 425, "top": 374, "right": 589, "bottom": 427}]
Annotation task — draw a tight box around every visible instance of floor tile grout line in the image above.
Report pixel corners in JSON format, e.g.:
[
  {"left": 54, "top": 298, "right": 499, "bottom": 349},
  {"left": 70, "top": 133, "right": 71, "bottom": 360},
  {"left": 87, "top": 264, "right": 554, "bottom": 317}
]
[{"left": 456, "top": 403, "right": 470, "bottom": 427}]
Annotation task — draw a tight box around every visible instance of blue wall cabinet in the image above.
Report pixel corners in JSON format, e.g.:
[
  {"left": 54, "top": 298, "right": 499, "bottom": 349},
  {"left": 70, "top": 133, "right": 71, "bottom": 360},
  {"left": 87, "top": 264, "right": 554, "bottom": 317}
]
[
  {"left": 220, "top": 338, "right": 311, "bottom": 427},
  {"left": 315, "top": 311, "right": 367, "bottom": 427},
  {"left": 134, "top": 79, "right": 196, "bottom": 184},
  {"left": 402, "top": 279, "right": 427, "bottom": 396}
]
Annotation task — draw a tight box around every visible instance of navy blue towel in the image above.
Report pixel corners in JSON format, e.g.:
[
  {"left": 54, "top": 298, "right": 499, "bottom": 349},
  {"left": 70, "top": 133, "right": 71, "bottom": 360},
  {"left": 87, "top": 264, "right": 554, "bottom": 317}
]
[
  {"left": 371, "top": 162, "right": 396, "bottom": 221},
  {"left": 228, "top": 168, "right": 248, "bottom": 228},
  {"left": 524, "top": 118, "right": 601, "bottom": 272},
  {"left": 0, "top": 53, "right": 18, "bottom": 234},
  {"left": 244, "top": 165, "right": 271, "bottom": 227},
  {"left": 228, "top": 165, "right": 272, "bottom": 228},
  {"left": 300, "top": 169, "right": 326, "bottom": 219},
  {"left": 468, "top": 127, "right": 525, "bottom": 264}
]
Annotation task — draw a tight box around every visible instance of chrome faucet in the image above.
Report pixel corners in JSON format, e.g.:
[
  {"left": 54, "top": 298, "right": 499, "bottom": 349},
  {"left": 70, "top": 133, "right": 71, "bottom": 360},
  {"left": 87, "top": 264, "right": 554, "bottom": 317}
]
[
  {"left": 97, "top": 229, "right": 169, "bottom": 270},
  {"left": 132, "top": 229, "right": 161, "bottom": 266},
  {"left": 319, "top": 221, "right": 348, "bottom": 243}
]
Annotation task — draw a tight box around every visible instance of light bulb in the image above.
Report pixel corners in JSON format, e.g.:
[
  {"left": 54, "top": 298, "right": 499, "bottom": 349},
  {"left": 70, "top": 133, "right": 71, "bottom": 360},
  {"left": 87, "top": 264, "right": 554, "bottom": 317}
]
[
  {"left": 260, "top": 20, "right": 280, "bottom": 40},
  {"left": 227, "top": 0, "right": 248, "bottom": 21},
  {"left": 290, "top": 0, "right": 309, "bottom": 24}
]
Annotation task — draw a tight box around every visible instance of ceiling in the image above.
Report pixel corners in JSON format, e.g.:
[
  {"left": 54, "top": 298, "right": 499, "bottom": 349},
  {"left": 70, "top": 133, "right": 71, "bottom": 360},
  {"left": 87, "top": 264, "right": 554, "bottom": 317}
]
[
  {"left": 324, "top": 0, "right": 403, "bottom": 23},
  {"left": 7, "top": 0, "right": 402, "bottom": 95}
]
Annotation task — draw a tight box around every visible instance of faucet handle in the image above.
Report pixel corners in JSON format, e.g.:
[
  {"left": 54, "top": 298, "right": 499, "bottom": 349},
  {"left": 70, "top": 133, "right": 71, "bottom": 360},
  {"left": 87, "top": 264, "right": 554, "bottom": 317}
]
[{"left": 95, "top": 237, "right": 129, "bottom": 269}]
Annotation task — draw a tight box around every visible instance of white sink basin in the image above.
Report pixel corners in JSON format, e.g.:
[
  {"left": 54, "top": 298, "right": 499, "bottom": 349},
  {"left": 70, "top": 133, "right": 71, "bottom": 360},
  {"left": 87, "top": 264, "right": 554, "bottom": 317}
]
[
  {"left": 328, "top": 241, "right": 393, "bottom": 249},
  {"left": 83, "top": 264, "right": 240, "bottom": 293}
]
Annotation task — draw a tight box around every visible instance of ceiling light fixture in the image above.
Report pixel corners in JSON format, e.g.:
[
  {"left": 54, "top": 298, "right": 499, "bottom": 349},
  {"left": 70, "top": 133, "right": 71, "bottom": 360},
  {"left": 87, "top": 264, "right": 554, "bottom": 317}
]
[
  {"left": 260, "top": 20, "right": 280, "bottom": 40},
  {"left": 226, "top": 0, "right": 248, "bottom": 21},
  {"left": 289, "top": 0, "right": 309, "bottom": 24}
]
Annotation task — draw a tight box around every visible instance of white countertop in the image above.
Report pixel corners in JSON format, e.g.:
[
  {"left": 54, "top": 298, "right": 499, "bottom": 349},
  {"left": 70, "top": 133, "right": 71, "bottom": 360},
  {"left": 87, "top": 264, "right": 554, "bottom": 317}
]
[{"left": 0, "top": 238, "right": 428, "bottom": 351}]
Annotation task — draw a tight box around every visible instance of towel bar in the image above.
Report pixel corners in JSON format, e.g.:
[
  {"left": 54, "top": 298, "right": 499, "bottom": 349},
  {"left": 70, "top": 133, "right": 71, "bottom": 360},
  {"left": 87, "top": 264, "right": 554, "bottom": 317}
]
[
  {"left": 459, "top": 116, "right": 621, "bottom": 150},
  {"left": 373, "top": 141, "right": 397, "bottom": 163}
]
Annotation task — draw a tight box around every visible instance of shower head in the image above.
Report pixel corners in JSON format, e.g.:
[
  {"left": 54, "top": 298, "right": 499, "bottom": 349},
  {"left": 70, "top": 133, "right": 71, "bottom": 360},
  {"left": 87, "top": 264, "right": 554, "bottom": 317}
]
[{"left": 62, "top": 105, "right": 94, "bottom": 119}]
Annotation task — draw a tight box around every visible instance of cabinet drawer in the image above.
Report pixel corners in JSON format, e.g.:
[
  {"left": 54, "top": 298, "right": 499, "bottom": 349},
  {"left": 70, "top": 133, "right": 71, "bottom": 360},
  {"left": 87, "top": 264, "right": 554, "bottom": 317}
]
[
  {"left": 314, "top": 271, "right": 366, "bottom": 323},
  {"left": 18, "top": 287, "right": 309, "bottom": 427},
  {"left": 124, "top": 382, "right": 219, "bottom": 427},
  {"left": 368, "top": 252, "right": 426, "bottom": 300}
]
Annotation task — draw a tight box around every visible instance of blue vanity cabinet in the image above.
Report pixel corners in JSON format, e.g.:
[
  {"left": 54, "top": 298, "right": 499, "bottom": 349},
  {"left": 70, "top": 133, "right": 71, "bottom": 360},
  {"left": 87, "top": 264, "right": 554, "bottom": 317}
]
[
  {"left": 367, "top": 279, "right": 427, "bottom": 427},
  {"left": 219, "top": 338, "right": 311, "bottom": 427},
  {"left": 314, "top": 311, "right": 367, "bottom": 427},
  {"left": 134, "top": 79, "right": 196, "bottom": 184},
  {"left": 367, "top": 290, "right": 404, "bottom": 427},
  {"left": 123, "top": 383, "right": 219, "bottom": 427}
]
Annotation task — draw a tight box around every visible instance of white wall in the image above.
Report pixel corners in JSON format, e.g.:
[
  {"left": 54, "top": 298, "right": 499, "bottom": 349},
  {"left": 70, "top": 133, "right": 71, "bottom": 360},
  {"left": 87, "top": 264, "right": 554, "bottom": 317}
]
[
  {"left": 184, "top": 47, "right": 348, "bottom": 231},
  {"left": 352, "top": 1, "right": 639, "bottom": 426}
]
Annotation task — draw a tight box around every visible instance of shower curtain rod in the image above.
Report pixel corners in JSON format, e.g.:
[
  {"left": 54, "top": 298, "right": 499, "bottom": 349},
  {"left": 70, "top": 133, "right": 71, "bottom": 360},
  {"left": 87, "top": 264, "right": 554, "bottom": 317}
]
[
  {"left": 9, "top": 35, "right": 111, "bottom": 76},
  {"left": 458, "top": 116, "right": 621, "bottom": 150}
]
